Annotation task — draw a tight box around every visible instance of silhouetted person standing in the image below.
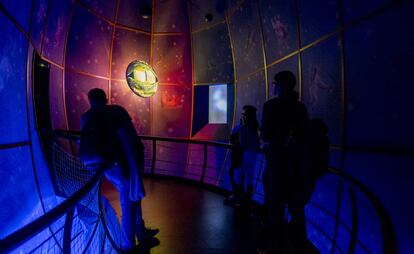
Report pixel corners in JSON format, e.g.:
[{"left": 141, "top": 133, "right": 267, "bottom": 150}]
[
  {"left": 80, "top": 88, "right": 158, "bottom": 252},
  {"left": 239, "top": 105, "right": 260, "bottom": 207},
  {"left": 224, "top": 120, "right": 243, "bottom": 206},
  {"left": 261, "top": 71, "right": 309, "bottom": 253}
]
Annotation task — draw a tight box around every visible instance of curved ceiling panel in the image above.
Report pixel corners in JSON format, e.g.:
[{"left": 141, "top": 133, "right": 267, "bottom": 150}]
[
  {"left": 152, "top": 35, "right": 192, "bottom": 85},
  {"left": 65, "top": 7, "right": 113, "bottom": 77},
  {"left": 228, "top": 0, "right": 263, "bottom": 80},
  {"left": 297, "top": 0, "right": 339, "bottom": 46},
  {"left": 153, "top": 0, "right": 189, "bottom": 33},
  {"left": 30, "top": 0, "right": 48, "bottom": 53},
  {"left": 117, "top": 0, "right": 152, "bottom": 31},
  {"left": 301, "top": 36, "right": 341, "bottom": 146},
  {"left": 192, "top": 23, "right": 233, "bottom": 84},
  {"left": 43, "top": 0, "right": 73, "bottom": 65},
  {"left": 111, "top": 28, "right": 151, "bottom": 80},
  {"left": 80, "top": 0, "right": 117, "bottom": 21},
  {"left": 260, "top": 0, "right": 298, "bottom": 63}
]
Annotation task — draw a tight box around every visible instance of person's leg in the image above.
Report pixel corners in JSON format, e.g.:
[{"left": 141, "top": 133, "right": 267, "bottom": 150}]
[
  {"left": 264, "top": 198, "right": 286, "bottom": 254},
  {"left": 133, "top": 200, "right": 146, "bottom": 241},
  {"left": 105, "top": 167, "right": 135, "bottom": 250},
  {"left": 289, "top": 195, "right": 307, "bottom": 254},
  {"left": 243, "top": 151, "right": 257, "bottom": 204}
]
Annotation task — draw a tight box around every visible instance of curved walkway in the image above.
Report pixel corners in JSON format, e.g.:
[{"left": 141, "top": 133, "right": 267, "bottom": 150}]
[{"left": 103, "top": 177, "right": 261, "bottom": 254}]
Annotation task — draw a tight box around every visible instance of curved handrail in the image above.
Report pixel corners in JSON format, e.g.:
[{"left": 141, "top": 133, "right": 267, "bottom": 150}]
[
  {"left": 0, "top": 170, "right": 103, "bottom": 253},
  {"left": 328, "top": 168, "right": 398, "bottom": 253},
  {"left": 4, "top": 130, "right": 398, "bottom": 254},
  {"left": 53, "top": 130, "right": 398, "bottom": 253}
]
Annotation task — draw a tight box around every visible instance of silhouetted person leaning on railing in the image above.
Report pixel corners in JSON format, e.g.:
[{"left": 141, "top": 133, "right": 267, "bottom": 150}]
[
  {"left": 79, "top": 88, "right": 159, "bottom": 253},
  {"left": 261, "top": 71, "right": 310, "bottom": 254}
]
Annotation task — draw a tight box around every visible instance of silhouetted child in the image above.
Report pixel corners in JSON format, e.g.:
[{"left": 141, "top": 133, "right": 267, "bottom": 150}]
[
  {"left": 239, "top": 105, "right": 261, "bottom": 208},
  {"left": 224, "top": 122, "right": 244, "bottom": 206}
]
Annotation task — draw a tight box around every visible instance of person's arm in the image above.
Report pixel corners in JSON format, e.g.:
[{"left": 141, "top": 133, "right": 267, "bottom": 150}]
[{"left": 117, "top": 126, "right": 145, "bottom": 201}]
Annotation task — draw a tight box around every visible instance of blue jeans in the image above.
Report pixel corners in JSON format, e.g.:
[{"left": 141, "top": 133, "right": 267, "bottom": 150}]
[{"left": 104, "top": 165, "right": 145, "bottom": 250}]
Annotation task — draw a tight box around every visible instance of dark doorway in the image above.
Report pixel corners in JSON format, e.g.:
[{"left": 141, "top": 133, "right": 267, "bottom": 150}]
[{"left": 33, "top": 52, "right": 52, "bottom": 130}]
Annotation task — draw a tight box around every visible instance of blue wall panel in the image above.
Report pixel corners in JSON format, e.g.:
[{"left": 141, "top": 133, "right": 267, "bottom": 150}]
[
  {"left": 301, "top": 36, "right": 341, "bottom": 146},
  {"left": 0, "top": 0, "right": 31, "bottom": 32},
  {"left": 0, "top": 12, "right": 29, "bottom": 144},
  {"left": 298, "top": 0, "right": 339, "bottom": 45},
  {"left": 344, "top": 152, "right": 414, "bottom": 254},
  {"left": 344, "top": 4, "right": 414, "bottom": 150},
  {"left": 0, "top": 146, "right": 43, "bottom": 238}
]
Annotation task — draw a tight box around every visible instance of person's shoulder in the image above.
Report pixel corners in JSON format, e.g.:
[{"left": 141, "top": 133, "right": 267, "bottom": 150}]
[
  {"left": 107, "top": 104, "right": 131, "bottom": 122},
  {"left": 107, "top": 104, "right": 127, "bottom": 113},
  {"left": 81, "top": 108, "right": 98, "bottom": 121},
  {"left": 265, "top": 97, "right": 278, "bottom": 103},
  {"left": 264, "top": 97, "right": 280, "bottom": 108}
]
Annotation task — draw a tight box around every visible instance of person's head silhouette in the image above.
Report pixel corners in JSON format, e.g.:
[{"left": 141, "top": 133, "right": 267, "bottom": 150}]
[
  {"left": 88, "top": 88, "right": 107, "bottom": 108},
  {"left": 273, "top": 70, "right": 296, "bottom": 97},
  {"left": 241, "top": 105, "right": 258, "bottom": 129}
]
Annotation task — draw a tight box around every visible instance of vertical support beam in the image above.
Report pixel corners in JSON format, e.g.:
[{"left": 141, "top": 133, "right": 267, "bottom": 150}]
[
  {"left": 63, "top": 208, "right": 75, "bottom": 254},
  {"left": 293, "top": 0, "right": 303, "bottom": 100},
  {"left": 107, "top": 0, "right": 121, "bottom": 104},
  {"left": 151, "top": 138, "right": 156, "bottom": 174},
  {"left": 348, "top": 187, "right": 358, "bottom": 254},
  {"left": 333, "top": 1, "right": 347, "bottom": 252},
  {"left": 224, "top": 9, "right": 237, "bottom": 129},
  {"left": 255, "top": 0, "right": 269, "bottom": 100},
  {"left": 200, "top": 143, "right": 208, "bottom": 182}
]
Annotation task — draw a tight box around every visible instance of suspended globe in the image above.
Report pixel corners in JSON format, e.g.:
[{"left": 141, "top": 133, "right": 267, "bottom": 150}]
[{"left": 126, "top": 60, "right": 158, "bottom": 98}]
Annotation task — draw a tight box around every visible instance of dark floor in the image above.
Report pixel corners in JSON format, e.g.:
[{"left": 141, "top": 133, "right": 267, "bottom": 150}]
[{"left": 102, "top": 177, "right": 319, "bottom": 254}]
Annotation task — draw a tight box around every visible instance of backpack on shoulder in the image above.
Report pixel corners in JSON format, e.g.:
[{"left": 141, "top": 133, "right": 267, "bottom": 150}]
[{"left": 308, "top": 118, "right": 330, "bottom": 179}]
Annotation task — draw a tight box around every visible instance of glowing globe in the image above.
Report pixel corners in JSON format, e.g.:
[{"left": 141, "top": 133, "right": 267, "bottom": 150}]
[{"left": 126, "top": 60, "right": 158, "bottom": 98}]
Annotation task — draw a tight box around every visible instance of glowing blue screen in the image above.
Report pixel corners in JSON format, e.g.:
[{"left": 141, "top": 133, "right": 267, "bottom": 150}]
[{"left": 208, "top": 84, "right": 227, "bottom": 124}]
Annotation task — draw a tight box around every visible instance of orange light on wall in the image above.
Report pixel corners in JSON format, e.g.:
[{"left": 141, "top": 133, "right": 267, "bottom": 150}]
[{"left": 126, "top": 60, "right": 158, "bottom": 98}]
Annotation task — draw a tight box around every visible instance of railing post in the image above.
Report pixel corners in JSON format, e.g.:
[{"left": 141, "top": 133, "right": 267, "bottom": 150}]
[
  {"left": 348, "top": 187, "right": 358, "bottom": 254},
  {"left": 151, "top": 139, "right": 156, "bottom": 174},
  {"left": 63, "top": 207, "right": 75, "bottom": 254},
  {"left": 200, "top": 143, "right": 208, "bottom": 182}
]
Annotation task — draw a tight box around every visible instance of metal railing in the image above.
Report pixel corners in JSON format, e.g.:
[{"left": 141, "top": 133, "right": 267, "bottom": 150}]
[{"left": 0, "top": 130, "right": 398, "bottom": 254}]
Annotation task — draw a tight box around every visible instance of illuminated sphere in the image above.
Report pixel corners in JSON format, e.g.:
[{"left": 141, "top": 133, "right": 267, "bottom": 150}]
[{"left": 126, "top": 60, "right": 158, "bottom": 98}]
